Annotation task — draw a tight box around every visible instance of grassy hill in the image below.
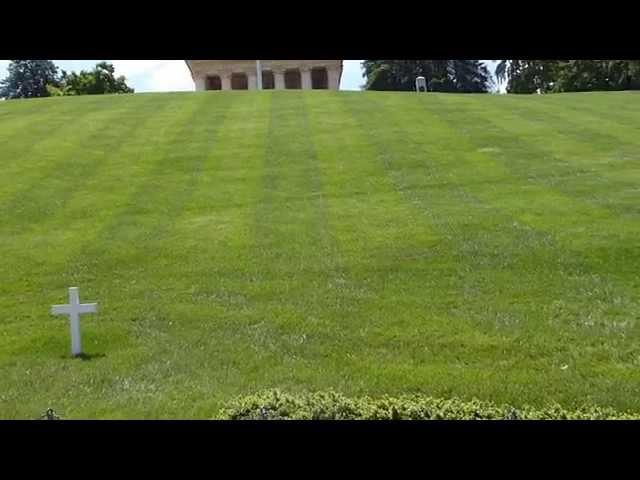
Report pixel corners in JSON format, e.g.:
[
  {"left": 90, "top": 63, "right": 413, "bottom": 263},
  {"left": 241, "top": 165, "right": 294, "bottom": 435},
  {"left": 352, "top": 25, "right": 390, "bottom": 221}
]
[{"left": 1, "top": 90, "right": 639, "bottom": 419}]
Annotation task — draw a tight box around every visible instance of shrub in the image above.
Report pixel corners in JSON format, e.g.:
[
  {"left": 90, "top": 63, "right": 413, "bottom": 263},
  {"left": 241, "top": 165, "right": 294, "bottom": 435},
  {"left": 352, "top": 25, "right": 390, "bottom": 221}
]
[
  {"left": 45, "top": 84, "right": 64, "bottom": 97},
  {"left": 217, "top": 390, "right": 639, "bottom": 420}
]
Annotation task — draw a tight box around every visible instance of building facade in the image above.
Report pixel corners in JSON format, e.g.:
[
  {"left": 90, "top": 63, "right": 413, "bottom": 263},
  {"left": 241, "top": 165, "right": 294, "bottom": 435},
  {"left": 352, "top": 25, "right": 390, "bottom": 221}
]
[{"left": 185, "top": 60, "right": 343, "bottom": 91}]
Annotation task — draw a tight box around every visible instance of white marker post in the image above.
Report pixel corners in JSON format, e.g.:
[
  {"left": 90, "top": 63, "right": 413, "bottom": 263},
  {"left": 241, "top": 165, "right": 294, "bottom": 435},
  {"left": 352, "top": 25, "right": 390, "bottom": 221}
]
[
  {"left": 416, "top": 76, "right": 427, "bottom": 93},
  {"left": 51, "top": 287, "right": 98, "bottom": 357}
]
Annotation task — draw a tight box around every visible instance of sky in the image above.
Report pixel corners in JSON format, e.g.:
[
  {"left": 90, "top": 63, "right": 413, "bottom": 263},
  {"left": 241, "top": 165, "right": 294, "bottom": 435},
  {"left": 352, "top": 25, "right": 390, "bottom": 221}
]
[{"left": 0, "top": 60, "right": 499, "bottom": 93}]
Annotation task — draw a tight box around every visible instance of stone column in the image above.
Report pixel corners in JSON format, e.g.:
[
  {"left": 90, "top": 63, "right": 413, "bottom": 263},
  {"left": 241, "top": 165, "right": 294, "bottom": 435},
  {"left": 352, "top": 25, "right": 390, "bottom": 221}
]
[
  {"left": 194, "top": 76, "right": 206, "bottom": 91},
  {"left": 248, "top": 72, "right": 257, "bottom": 90},
  {"left": 221, "top": 74, "right": 231, "bottom": 91},
  {"left": 301, "top": 67, "right": 312, "bottom": 90},
  {"left": 274, "top": 69, "right": 285, "bottom": 90},
  {"left": 327, "top": 68, "right": 341, "bottom": 90}
]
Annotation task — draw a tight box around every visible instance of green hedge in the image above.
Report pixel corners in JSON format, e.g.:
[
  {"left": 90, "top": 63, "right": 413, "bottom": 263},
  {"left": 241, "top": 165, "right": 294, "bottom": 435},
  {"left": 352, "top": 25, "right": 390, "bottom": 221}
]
[{"left": 218, "top": 390, "right": 640, "bottom": 420}]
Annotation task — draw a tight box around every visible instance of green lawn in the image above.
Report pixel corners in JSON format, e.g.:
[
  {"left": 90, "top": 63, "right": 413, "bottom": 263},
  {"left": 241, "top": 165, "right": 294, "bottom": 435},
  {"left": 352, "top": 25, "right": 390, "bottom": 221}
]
[{"left": 1, "top": 90, "right": 639, "bottom": 419}]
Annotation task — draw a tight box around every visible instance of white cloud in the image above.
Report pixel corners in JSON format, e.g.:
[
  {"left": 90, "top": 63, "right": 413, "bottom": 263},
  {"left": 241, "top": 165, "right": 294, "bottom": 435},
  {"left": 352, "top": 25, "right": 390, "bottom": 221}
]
[
  {"left": 110, "top": 60, "right": 163, "bottom": 78},
  {"left": 341, "top": 60, "right": 364, "bottom": 90},
  {"left": 143, "top": 61, "right": 193, "bottom": 92},
  {"left": 111, "top": 61, "right": 194, "bottom": 92},
  {"left": 0, "top": 60, "right": 9, "bottom": 79},
  {"left": 53, "top": 60, "right": 100, "bottom": 72}
]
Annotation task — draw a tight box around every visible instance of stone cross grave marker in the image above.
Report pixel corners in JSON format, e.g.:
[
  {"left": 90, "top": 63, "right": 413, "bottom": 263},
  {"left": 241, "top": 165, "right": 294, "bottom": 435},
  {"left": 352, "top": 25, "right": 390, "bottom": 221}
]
[{"left": 51, "top": 287, "right": 98, "bottom": 357}]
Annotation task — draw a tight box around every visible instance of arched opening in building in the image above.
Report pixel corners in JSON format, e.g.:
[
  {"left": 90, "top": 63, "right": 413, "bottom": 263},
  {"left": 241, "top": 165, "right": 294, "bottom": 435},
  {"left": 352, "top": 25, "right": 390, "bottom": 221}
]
[
  {"left": 231, "top": 73, "right": 248, "bottom": 90},
  {"left": 311, "top": 67, "right": 329, "bottom": 89},
  {"left": 284, "top": 69, "right": 302, "bottom": 89},
  {"left": 261, "top": 71, "right": 275, "bottom": 89},
  {"left": 206, "top": 75, "right": 222, "bottom": 91}
]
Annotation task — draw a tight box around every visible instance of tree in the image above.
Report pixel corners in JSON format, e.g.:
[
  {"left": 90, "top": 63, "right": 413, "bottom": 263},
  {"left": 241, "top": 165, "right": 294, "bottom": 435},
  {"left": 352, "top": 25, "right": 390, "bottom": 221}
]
[
  {"left": 448, "top": 60, "right": 493, "bottom": 93},
  {"left": 60, "top": 62, "right": 134, "bottom": 95},
  {"left": 495, "top": 60, "right": 560, "bottom": 93},
  {"left": 496, "top": 60, "right": 640, "bottom": 93},
  {"left": 0, "top": 60, "right": 61, "bottom": 99},
  {"left": 551, "top": 60, "right": 640, "bottom": 92},
  {"left": 363, "top": 60, "right": 492, "bottom": 93}
]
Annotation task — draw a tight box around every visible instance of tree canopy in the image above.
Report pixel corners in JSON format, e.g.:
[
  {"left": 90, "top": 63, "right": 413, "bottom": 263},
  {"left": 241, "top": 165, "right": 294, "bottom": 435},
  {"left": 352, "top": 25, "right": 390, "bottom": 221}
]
[
  {"left": 59, "top": 62, "right": 134, "bottom": 96},
  {"left": 0, "top": 61, "right": 134, "bottom": 99},
  {"left": 495, "top": 60, "right": 640, "bottom": 93},
  {"left": 0, "top": 60, "right": 60, "bottom": 99},
  {"left": 363, "top": 60, "right": 493, "bottom": 93}
]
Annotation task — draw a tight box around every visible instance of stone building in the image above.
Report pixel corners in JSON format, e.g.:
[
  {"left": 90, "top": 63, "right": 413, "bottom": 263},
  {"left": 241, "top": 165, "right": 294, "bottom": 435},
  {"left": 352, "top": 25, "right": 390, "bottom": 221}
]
[{"left": 185, "top": 60, "right": 343, "bottom": 91}]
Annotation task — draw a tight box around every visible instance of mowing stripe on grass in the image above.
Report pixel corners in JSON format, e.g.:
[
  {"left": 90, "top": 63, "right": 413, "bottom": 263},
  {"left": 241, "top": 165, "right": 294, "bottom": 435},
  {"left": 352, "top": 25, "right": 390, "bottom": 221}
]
[
  {"left": 411, "top": 94, "right": 640, "bottom": 335},
  {"left": 254, "top": 92, "right": 333, "bottom": 282},
  {"left": 0, "top": 93, "right": 237, "bottom": 418},
  {"left": 344, "top": 93, "right": 559, "bottom": 390},
  {"left": 397, "top": 95, "right": 618, "bottom": 234},
  {"left": 419, "top": 94, "right": 640, "bottom": 281},
  {"left": 2, "top": 91, "right": 640, "bottom": 417},
  {"left": 341, "top": 93, "right": 491, "bottom": 242},
  {"left": 340, "top": 94, "right": 567, "bottom": 335},
  {"left": 305, "top": 92, "right": 475, "bottom": 393},
  {"left": 0, "top": 95, "right": 167, "bottom": 233},
  {"left": 348, "top": 93, "right": 639, "bottom": 341},
  {"left": 0, "top": 96, "right": 138, "bottom": 198},
  {"left": 305, "top": 92, "right": 440, "bottom": 259},
  {"left": 0, "top": 96, "right": 191, "bottom": 305},
  {"left": 169, "top": 92, "right": 274, "bottom": 320},
  {"left": 340, "top": 92, "right": 640, "bottom": 405},
  {"left": 0, "top": 96, "right": 217, "bottom": 381},
  {"left": 113, "top": 93, "right": 262, "bottom": 308},
  {"left": 484, "top": 95, "right": 640, "bottom": 186},
  {"left": 59, "top": 93, "right": 236, "bottom": 301},
  {"left": 0, "top": 99, "right": 136, "bottom": 208},
  {"left": 210, "top": 91, "right": 357, "bottom": 391},
  {"left": 0, "top": 94, "right": 229, "bottom": 333},
  {"left": 541, "top": 93, "right": 640, "bottom": 134},
  {"left": 0, "top": 97, "right": 79, "bottom": 140},
  {"left": 0, "top": 101, "right": 193, "bottom": 324},
  {"left": 305, "top": 92, "right": 443, "bottom": 320},
  {"left": 0, "top": 96, "right": 115, "bottom": 138},
  {"left": 421, "top": 94, "right": 638, "bottom": 207},
  {"left": 103, "top": 93, "right": 279, "bottom": 416},
  {"left": 433, "top": 95, "right": 640, "bottom": 261},
  {"left": 254, "top": 93, "right": 335, "bottom": 313}
]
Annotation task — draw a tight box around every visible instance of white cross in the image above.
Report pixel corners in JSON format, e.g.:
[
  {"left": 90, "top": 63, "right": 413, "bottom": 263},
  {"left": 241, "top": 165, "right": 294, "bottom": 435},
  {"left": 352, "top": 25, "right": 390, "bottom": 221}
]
[{"left": 51, "top": 287, "right": 98, "bottom": 357}]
